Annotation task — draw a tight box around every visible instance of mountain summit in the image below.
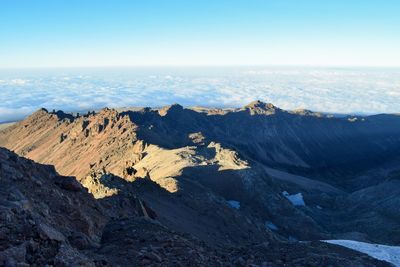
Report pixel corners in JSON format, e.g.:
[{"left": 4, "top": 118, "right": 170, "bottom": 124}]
[{"left": 244, "top": 100, "right": 279, "bottom": 115}]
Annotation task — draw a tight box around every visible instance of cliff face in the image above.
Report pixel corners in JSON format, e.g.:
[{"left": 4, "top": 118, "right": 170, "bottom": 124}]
[
  {"left": 1, "top": 101, "right": 400, "bottom": 253},
  {"left": 0, "top": 108, "right": 139, "bottom": 181}
]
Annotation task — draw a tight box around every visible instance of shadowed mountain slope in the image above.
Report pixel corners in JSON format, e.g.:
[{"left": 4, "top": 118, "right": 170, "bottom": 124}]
[{"left": 1, "top": 147, "right": 392, "bottom": 266}]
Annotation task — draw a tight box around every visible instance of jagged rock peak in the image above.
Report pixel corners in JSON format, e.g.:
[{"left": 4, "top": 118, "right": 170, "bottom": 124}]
[
  {"left": 244, "top": 100, "right": 279, "bottom": 115},
  {"left": 158, "top": 103, "right": 184, "bottom": 116},
  {"left": 98, "top": 107, "right": 119, "bottom": 117},
  {"left": 30, "top": 108, "right": 49, "bottom": 117},
  {"left": 25, "top": 108, "right": 52, "bottom": 122},
  {"left": 245, "top": 100, "right": 275, "bottom": 109},
  {"left": 29, "top": 108, "right": 76, "bottom": 122}
]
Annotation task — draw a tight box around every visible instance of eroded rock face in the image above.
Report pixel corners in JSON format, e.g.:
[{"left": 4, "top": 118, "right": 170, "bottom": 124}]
[
  {"left": 0, "top": 108, "right": 140, "bottom": 183},
  {"left": 80, "top": 170, "right": 119, "bottom": 199}
]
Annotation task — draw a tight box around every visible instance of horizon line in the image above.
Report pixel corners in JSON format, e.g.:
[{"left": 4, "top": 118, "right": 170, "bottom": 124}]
[{"left": 1, "top": 64, "right": 400, "bottom": 70}]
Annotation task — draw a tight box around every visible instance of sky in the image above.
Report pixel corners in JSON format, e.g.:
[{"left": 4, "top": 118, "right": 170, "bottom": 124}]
[
  {"left": 0, "top": 1, "right": 399, "bottom": 121},
  {"left": 1, "top": 0, "right": 400, "bottom": 68}
]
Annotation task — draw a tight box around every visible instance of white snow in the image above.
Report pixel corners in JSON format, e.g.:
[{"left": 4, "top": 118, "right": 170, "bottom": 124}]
[
  {"left": 282, "top": 191, "right": 305, "bottom": 206},
  {"left": 265, "top": 221, "right": 278, "bottom": 231},
  {"left": 324, "top": 240, "right": 400, "bottom": 266},
  {"left": 227, "top": 200, "right": 240, "bottom": 209}
]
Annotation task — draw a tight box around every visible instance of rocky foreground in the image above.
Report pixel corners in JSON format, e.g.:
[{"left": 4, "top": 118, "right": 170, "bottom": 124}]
[
  {"left": 0, "top": 147, "right": 390, "bottom": 266},
  {"left": 1, "top": 101, "right": 400, "bottom": 266}
]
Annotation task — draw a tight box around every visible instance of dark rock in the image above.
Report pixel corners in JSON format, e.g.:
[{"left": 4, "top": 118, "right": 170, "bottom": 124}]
[
  {"left": 55, "top": 176, "right": 82, "bottom": 192},
  {"left": 38, "top": 223, "right": 66, "bottom": 242},
  {"left": 68, "top": 232, "right": 91, "bottom": 250},
  {"left": 144, "top": 251, "right": 162, "bottom": 262}
]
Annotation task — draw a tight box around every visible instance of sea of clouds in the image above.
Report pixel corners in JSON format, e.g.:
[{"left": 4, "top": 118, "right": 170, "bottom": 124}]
[{"left": 0, "top": 67, "right": 399, "bottom": 122}]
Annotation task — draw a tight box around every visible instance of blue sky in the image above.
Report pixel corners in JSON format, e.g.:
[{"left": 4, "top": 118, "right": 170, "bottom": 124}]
[{"left": 1, "top": 0, "right": 399, "bottom": 68}]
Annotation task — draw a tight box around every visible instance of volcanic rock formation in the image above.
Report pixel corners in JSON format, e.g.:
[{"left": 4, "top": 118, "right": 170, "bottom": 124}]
[{"left": 1, "top": 101, "right": 400, "bottom": 265}]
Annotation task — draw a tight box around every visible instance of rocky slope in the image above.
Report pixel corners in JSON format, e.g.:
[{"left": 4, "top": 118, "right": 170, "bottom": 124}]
[
  {"left": 0, "top": 123, "right": 14, "bottom": 131},
  {"left": 1, "top": 147, "right": 391, "bottom": 266},
  {"left": 1, "top": 101, "right": 400, "bottom": 264}
]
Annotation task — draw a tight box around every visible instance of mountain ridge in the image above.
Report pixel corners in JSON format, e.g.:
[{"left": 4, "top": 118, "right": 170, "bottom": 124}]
[{"left": 1, "top": 101, "right": 400, "bottom": 258}]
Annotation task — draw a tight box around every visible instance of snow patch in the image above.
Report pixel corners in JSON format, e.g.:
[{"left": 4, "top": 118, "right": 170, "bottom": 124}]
[
  {"left": 282, "top": 191, "right": 305, "bottom": 206},
  {"left": 265, "top": 221, "right": 278, "bottom": 231},
  {"left": 227, "top": 200, "right": 240, "bottom": 209},
  {"left": 324, "top": 240, "right": 400, "bottom": 266}
]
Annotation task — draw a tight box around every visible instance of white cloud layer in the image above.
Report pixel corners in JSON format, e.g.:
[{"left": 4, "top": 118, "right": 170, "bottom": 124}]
[{"left": 0, "top": 67, "right": 399, "bottom": 122}]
